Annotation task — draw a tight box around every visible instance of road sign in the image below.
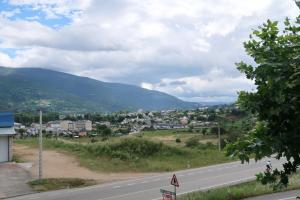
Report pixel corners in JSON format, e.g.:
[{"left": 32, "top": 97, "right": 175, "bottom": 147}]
[
  {"left": 160, "top": 189, "right": 175, "bottom": 200},
  {"left": 160, "top": 189, "right": 175, "bottom": 195},
  {"left": 171, "top": 174, "right": 179, "bottom": 187},
  {"left": 163, "top": 193, "right": 172, "bottom": 200}
]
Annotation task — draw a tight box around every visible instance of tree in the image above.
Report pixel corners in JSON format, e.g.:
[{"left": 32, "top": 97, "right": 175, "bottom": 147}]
[
  {"left": 18, "top": 128, "right": 26, "bottom": 138},
  {"left": 296, "top": 0, "right": 300, "bottom": 9},
  {"left": 226, "top": 15, "right": 300, "bottom": 189},
  {"left": 102, "top": 128, "right": 112, "bottom": 138},
  {"left": 96, "top": 124, "right": 113, "bottom": 138}
]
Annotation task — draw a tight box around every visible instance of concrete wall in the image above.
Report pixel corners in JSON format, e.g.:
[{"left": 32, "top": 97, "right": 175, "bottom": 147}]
[
  {"left": 0, "top": 136, "right": 9, "bottom": 162},
  {"left": 8, "top": 136, "right": 13, "bottom": 161}
]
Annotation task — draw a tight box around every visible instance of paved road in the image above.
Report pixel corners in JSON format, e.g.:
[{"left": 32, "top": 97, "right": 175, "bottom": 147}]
[
  {"left": 244, "top": 189, "right": 300, "bottom": 200},
  {"left": 6, "top": 158, "right": 284, "bottom": 200}
]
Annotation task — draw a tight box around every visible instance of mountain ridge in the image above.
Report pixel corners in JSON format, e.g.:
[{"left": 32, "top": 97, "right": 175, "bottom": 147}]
[{"left": 0, "top": 66, "right": 200, "bottom": 113}]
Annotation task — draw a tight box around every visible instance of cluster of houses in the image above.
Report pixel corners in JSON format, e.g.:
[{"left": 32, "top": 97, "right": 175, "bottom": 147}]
[
  {"left": 9, "top": 107, "right": 221, "bottom": 137},
  {"left": 114, "top": 109, "right": 217, "bottom": 133},
  {"left": 12, "top": 108, "right": 219, "bottom": 137},
  {"left": 16, "top": 120, "right": 92, "bottom": 137}
]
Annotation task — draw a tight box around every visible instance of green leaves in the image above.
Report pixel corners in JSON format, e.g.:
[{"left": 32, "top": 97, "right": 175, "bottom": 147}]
[{"left": 228, "top": 15, "right": 300, "bottom": 189}]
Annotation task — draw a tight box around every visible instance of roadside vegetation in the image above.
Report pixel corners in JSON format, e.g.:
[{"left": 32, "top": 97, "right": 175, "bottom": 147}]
[
  {"left": 15, "top": 135, "right": 234, "bottom": 172},
  {"left": 179, "top": 172, "right": 300, "bottom": 200},
  {"left": 12, "top": 154, "right": 25, "bottom": 163},
  {"left": 28, "top": 178, "right": 96, "bottom": 192}
]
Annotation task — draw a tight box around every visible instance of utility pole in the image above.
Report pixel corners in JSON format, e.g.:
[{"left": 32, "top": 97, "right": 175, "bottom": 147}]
[
  {"left": 218, "top": 120, "right": 221, "bottom": 151},
  {"left": 38, "top": 110, "right": 43, "bottom": 180}
]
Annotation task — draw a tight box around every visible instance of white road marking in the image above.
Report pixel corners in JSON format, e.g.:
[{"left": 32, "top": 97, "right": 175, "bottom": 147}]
[
  {"left": 113, "top": 186, "right": 121, "bottom": 189},
  {"left": 100, "top": 166, "right": 262, "bottom": 200},
  {"left": 28, "top": 197, "right": 41, "bottom": 200},
  {"left": 278, "top": 197, "right": 297, "bottom": 200}
]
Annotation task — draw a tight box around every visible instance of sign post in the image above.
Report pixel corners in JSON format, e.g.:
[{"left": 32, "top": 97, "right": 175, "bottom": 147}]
[
  {"left": 170, "top": 174, "right": 179, "bottom": 200},
  {"left": 160, "top": 174, "right": 180, "bottom": 200}
]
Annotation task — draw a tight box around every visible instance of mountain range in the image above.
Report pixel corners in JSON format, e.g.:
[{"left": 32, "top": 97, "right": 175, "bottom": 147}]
[{"left": 0, "top": 66, "right": 200, "bottom": 113}]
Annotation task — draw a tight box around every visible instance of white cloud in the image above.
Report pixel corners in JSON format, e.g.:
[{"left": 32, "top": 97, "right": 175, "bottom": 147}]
[
  {"left": 141, "top": 71, "right": 255, "bottom": 102},
  {"left": 0, "top": 8, "right": 20, "bottom": 18},
  {"left": 0, "top": 0, "right": 298, "bottom": 102},
  {"left": 0, "top": 52, "right": 14, "bottom": 66}
]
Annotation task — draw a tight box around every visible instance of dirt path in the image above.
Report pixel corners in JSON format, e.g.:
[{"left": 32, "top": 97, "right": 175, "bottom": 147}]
[{"left": 13, "top": 144, "right": 155, "bottom": 183}]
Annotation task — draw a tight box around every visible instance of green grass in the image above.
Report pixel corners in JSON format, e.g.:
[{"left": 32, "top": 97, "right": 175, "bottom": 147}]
[
  {"left": 28, "top": 178, "right": 96, "bottom": 192},
  {"left": 15, "top": 137, "right": 234, "bottom": 173},
  {"left": 12, "top": 154, "right": 25, "bottom": 163},
  {"left": 141, "top": 129, "right": 191, "bottom": 137},
  {"left": 178, "top": 172, "right": 300, "bottom": 200}
]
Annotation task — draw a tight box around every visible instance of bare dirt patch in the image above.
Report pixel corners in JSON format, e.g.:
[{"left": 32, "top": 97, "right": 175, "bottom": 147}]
[{"left": 13, "top": 144, "right": 155, "bottom": 183}]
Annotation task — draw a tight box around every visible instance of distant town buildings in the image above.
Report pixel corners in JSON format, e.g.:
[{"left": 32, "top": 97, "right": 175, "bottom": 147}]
[{"left": 13, "top": 107, "right": 226, "bottom": 137}]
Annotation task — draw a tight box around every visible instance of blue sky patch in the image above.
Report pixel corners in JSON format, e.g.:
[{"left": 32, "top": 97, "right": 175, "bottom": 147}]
[
  {"left": 0, "top": 48, "right": 17, "bottom": 58},
  {"left": 0, "top": 1, "right": 72, "bottom": 28}
]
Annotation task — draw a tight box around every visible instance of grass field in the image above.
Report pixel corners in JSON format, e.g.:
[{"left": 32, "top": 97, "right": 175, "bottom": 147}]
[
  {"left": 178, "top": 172, "right": 300, "bottom": 200},
  {"left": 15, "top": 132, "right": 233, "bottom": 173},
  {"left": 135, "top": 130, "right": 219, "bottom": 150}
]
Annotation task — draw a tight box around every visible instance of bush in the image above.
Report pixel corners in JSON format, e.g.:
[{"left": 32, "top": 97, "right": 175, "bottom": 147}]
[
  {"left": 111, "top": 151, "right": 131, "bottom": 160},
  {"left": 28, "top": 138, "right": 187, "bottom": 162},
  {"left": 196, "top": 142, "right": 216, "bottom": 150},
  {"left": 220, "top": 138, "right": 227, "bottom": 149},
  {"left": 175, "top": 138, "right": 181, "bottom": 143},
  {"left": 28, "top": 178, "right": 96, "bottom": 192},
  {"left": 185, "top": 138, "right": 200, "bottom": 148},
  {"left": 109, "top": 138, "right": 164, "bottom": 157},
  {"left": 90, "top": 138, "right": 98, "bottom": 143}
]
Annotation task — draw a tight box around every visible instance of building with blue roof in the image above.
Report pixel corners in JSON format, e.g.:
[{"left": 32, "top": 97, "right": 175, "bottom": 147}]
[{"left": 0, "top": 112, "right": 16, "bottom": 162}]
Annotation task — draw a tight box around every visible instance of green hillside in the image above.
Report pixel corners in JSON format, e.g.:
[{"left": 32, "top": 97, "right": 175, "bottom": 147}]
[{"left": 0, "top": 66, "right": 198, "bottom": 113}]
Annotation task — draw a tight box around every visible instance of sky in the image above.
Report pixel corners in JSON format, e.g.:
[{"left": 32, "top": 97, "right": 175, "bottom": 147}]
[{"left": 0, "top": 0, "right": 299, "bottom": 103}]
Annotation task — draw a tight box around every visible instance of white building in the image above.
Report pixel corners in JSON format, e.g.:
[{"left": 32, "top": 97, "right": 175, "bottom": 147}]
[
  {"left": 60, "top": 120, "right": 92, "bottom": 131},
  {"left": 76, "top": 120, "right": 92, "bottom": 131},
  {"left": 0, "top": 112, "right": 16, "bottom": 162},
  {"left": 60, "top": 120, "right": 75, "bottom": 131}
]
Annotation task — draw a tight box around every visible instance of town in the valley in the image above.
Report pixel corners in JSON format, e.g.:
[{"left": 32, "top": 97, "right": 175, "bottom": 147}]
[{"left": 14, "top": 106, "right": 236, "bottom": 138}]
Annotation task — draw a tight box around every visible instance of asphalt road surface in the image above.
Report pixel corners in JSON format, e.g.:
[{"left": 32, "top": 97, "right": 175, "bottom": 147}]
[
  {"left": 244, "top": 189, "right": 300, "bottom": 200},
  {"left": 6, "top": 158, "right": 284, "bottom": 200}
]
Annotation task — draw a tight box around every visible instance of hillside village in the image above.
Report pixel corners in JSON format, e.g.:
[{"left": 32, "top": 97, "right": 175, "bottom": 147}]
[{"left": 13, "top": 106, "right": 237, "bottom": 138}]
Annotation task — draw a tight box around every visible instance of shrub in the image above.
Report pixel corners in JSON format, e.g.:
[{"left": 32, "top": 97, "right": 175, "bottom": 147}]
[
  {"left": 111, "top": 151, "right": 131, "bottom": 160},
  {"left": 28, "top": 178, "right": 96, "bottom": 192},
  {"left": 33, "top": 138, "right": 186, "bottom": 162},
  {"left": 175, "top": 138, "right": 181, "bottom": 143},
  {"left": 90, "top": 138, "right": 98, "bottom": 143},
  {"left": 185, "top": 138, "right": 200, "bottom": 148}
]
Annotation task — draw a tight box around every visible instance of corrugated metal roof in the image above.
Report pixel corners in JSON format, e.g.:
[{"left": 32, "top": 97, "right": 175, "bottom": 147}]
[
  {"left": 0, "top": 112, "right": 14, "bottom": 127},
  {"left": 0, "top": 127, "right": 15, "bottom": 135}
]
